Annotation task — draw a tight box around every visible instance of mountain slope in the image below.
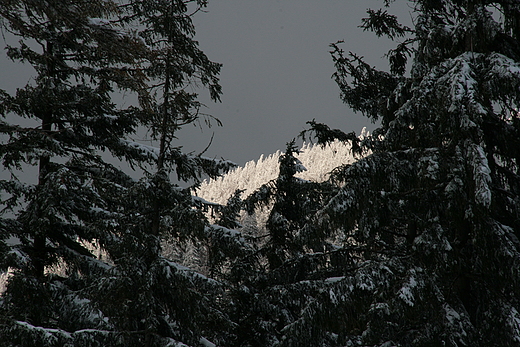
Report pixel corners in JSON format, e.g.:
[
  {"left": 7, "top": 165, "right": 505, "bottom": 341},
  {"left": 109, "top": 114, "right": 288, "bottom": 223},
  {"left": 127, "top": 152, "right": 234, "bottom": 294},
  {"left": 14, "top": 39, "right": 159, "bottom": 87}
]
[{"left": 196, "top": 134, "right": 366, "bottom": 205}]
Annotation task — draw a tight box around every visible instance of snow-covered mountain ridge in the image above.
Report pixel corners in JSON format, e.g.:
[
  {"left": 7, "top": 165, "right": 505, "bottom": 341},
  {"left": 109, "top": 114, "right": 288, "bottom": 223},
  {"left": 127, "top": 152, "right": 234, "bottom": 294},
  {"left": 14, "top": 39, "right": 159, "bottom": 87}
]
[{"left": 196, "top": 134, "right": 366, "bottom": 205}]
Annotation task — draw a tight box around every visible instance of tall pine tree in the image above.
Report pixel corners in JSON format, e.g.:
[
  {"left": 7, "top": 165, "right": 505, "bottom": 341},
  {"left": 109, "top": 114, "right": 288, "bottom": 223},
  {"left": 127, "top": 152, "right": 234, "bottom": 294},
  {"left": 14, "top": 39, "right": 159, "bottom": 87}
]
[
  {"left": 0, "top": 0, "right": 236, "bottom": 346},
  {"left": 89, "top": 1, "right": 238, "bottom": 346},
  {"left": 282, "top": 1, "right": 520, "bottom": 345},
  {"left": 222, "top": 141, "right": 336, "bottom": 347},
  {"left": 219, "top": 1, "right": 520, "bottom": 346},
  {"left": 0, "top": 0, "right": 150, "bottom": 344}
]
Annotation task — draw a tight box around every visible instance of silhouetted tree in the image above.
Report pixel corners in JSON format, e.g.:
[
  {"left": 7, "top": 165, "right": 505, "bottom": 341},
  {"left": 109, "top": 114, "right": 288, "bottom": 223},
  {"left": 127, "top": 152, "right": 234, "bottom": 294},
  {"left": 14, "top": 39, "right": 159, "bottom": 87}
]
[{"left": 286, "top": 1, "right": 520, "bottom": 345}]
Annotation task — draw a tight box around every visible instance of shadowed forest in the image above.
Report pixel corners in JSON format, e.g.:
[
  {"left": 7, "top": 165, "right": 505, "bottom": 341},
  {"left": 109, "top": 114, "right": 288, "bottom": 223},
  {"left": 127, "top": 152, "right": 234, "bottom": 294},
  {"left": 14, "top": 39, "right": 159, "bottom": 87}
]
[{"left": 2, "top": 1, "right": 520, "bottom": 346}]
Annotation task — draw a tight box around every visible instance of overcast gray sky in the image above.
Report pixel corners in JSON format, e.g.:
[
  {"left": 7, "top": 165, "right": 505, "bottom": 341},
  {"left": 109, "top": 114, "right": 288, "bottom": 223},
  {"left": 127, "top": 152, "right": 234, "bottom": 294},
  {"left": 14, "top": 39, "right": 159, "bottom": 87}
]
[
  {"left": 180, "top": 0, "right": 411, "bottom": 165},
  {"left": 0, "top": 0, "right": 412, "bottom": 167}
]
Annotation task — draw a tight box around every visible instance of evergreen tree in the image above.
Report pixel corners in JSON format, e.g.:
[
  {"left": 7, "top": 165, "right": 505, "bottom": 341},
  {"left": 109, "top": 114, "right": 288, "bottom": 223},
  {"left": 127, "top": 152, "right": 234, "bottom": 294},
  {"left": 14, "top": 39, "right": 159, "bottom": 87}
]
[
  {"left": 87, "top": 1, "right": 238, "bottom": 346},
  {"left": 244, "top": 140, "right": 308, "bottom": 270},
  {"left": 0, "top": 0, "right": 237, "bottom": 346},
  {"left": 0, "top": 0, "right": 149, "bottom": 344},
  {"left": 280, "top": 1, "right": 520, "bottom": 345},
  {"left": 196, "top": 138, "right": 361, "bottom": 253},
  {"left": 221, "top": 141, "right": 336, "bottom": 347}
]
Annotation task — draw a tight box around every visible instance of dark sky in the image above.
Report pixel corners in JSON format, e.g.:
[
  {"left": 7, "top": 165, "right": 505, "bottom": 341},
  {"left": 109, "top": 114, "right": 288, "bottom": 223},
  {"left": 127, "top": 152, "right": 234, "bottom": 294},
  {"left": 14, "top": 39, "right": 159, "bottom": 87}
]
[
  {"left": 0, "top": 1, "right": 412, "bottom": 167},
  {"left": 179, "top": 0, "right": 411, "bottom": 165}
]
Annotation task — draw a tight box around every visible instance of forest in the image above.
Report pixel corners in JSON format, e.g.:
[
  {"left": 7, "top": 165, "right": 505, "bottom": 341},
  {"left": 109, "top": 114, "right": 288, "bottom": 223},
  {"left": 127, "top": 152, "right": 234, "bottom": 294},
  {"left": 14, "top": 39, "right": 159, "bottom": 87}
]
[{"left": 1, "top": 0, "right": 520, "bottom": 346}]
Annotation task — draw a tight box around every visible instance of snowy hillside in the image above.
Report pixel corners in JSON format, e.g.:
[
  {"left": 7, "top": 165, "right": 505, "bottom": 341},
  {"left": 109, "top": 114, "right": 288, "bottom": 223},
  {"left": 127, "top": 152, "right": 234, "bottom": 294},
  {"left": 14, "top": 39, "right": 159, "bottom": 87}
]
[
  {"left": 0, "top": 135, "right": 365, "bottom": 292},
  {"left": 196, "top": 134, "right": 366, "bottom": 205},
  {"left": 162, "top": 136, "right": 366, "bottom": 272}
]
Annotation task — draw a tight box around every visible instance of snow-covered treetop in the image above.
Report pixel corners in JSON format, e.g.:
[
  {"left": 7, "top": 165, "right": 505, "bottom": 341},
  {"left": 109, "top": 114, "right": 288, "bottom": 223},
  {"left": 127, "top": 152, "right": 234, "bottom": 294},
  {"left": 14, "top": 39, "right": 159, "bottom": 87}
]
[{"left": 197, "top": 130, "right": 368, "bottom": 205}]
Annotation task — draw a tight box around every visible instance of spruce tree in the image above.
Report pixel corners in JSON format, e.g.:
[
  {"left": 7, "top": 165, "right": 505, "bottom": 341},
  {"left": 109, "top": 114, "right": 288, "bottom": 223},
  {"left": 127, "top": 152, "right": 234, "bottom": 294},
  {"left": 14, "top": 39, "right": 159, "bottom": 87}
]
[
  {"left": 222, "top": 141, "right": 335, "bottom": 347},
  {"left": 0, "top": 0, "right": 236, "bottom": 346},
  {"left": 281, "top": 1, "right": 520, "bottom": 346},
  {"left": 86, "top": 1, "right": 238, "bottom": 346},
  {"left": 0, "top": 0, "right": 150, "bottom": 344}
]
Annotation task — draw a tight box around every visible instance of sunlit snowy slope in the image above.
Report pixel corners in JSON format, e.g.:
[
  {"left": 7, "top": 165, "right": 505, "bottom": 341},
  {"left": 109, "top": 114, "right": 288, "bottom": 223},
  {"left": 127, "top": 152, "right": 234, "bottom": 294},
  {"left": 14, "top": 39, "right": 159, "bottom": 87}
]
[{"left": 196, "top": 132, "right": 368, "bottom": 205}]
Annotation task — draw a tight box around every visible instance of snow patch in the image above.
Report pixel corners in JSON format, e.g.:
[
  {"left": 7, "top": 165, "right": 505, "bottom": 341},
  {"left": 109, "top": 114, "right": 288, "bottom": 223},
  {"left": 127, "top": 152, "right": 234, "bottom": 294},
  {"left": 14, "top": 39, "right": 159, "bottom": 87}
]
[
  {"left": 370, "top": 302, "right": 390, "bottom": 316},
  {"left": 325, "top": 276, "right": 345, "bottom": 283},
  {"left": 470, "top": 143, "right": 492, "bottom": 208},
  {"left": 162, "top": 258, "right": 219, "bottom": 286},
  {"left": 88, "top": 18, "right": 111, "bottom": 27},
  {"left": 398, "top": 276, "right": 417, "bottom": 307},
  {"left": 507, "top": 306, "right": 520, "bottom": 342},
  {"left": 200, "top": 337, "right": 216, "bottom": 347},
  {"left": 329, "top": 289, "right": 339, "bottom": 304},
  {"left": 398, "top": 268, "right": 422, "bottom": 307},
  {"left": 123, "top": 140, "right": 161, "bottom": 160}
]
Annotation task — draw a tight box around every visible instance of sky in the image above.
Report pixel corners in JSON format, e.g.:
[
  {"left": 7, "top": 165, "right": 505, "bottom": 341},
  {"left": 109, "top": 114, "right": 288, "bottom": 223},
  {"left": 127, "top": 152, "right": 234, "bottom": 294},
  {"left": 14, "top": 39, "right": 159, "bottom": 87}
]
[
  {"left": 0, "top": 0, "right": 412, "bottom": 168},
  {"left": 179, "top": 0, "right": 412, "bottom": 165}
]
